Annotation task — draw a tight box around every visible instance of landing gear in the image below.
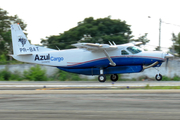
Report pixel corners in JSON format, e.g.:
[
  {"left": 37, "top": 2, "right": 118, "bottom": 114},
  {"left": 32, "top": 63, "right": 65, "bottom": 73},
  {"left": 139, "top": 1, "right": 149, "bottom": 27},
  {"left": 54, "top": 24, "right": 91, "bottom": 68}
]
[
  {"left": 98, "top": 68, "right": 119, "bottom": 82},
  {"left": 98, "top": 68, "right": 106, "bottom": 82},
  {"left": 154, "top": 67, "right": 163, "bottom": 81},
  {"left": 98, "top": 74, "right": 106, "bottom": 82},
  {"left": 110, "top": 74, "right": 118, "bottom": 82},
  {"left": 155, "top": 74, "right": 162, "bottom": 81}
]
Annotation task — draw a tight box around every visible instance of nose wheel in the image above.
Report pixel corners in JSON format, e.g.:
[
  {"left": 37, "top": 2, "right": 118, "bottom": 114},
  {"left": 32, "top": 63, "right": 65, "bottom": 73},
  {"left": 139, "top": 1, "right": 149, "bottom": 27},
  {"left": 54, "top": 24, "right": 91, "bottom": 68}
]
[
  {"left": 155, "top": 74, "right": 162, "bottom": 81},
  {"left": 154, "top": 67, "right": 163, "bottom": 81}
]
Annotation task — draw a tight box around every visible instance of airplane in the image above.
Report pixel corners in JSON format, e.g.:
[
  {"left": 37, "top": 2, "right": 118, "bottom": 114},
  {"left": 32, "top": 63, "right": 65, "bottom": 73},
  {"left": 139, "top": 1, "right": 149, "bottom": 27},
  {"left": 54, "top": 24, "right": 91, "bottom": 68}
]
[{"left": 10, "top": 24, "right": 173, "bottom": 82}]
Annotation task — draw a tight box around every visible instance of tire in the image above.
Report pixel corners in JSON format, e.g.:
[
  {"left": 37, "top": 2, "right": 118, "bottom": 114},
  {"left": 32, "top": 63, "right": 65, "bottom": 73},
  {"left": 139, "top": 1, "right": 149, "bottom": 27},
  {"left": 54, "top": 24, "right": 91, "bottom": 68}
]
[
  {"left": 155, "top": 74, "right": 162, "bottom": 81},
  {"left": 98, "top": 74, "right": 106, "bottom": 82},
  {"left": 110, "top": 74, "right": 118, "bottom": 82}
]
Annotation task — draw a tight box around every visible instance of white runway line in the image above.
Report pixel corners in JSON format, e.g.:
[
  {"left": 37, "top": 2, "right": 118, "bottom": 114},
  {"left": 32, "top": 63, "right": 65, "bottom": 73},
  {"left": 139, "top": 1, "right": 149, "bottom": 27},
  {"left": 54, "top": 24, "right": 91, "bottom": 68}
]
[
  {"left": 0, "top": 85, "right": 144, "bottom": 87},
  {"left": 0, "top": 83, "right": 179, "bottom": 87}
]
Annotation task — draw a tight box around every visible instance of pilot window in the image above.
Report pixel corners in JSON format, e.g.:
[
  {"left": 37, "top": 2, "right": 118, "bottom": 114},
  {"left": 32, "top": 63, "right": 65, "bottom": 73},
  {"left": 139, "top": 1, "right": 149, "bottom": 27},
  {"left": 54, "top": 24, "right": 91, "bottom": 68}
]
[
  {"left": 127, "top": 46, "right": 142, "bottom": 54},
  {"left": 121, "top": 50, "right": 129, "bottom": 55}
]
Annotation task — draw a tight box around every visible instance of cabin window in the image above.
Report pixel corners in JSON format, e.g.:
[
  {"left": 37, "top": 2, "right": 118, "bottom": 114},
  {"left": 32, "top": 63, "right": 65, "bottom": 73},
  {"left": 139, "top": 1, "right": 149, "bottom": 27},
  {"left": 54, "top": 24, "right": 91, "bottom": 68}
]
[
  {"left": 121, "top": 50, "right": 129, "bottom": 55},
  {"left": 127, "top": 46, "right": 142, "bottom": 54}
]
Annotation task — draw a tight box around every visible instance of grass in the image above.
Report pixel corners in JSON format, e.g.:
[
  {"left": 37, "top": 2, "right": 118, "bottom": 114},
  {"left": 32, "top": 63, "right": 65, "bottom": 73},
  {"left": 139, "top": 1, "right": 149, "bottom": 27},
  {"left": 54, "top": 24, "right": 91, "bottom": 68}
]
[
  {"left": 0, "top": 60, "right": 24, "bottom": 65},
  {"left": 145, "top": 84, "right": 180, "bottom": 89}
]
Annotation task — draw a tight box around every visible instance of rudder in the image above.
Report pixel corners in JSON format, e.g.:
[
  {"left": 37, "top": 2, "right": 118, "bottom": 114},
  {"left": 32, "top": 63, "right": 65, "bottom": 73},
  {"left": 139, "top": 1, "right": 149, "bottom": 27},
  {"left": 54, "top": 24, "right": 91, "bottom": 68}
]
[{"left": 11, "top": 24, "right": 31, "bottom": 55}]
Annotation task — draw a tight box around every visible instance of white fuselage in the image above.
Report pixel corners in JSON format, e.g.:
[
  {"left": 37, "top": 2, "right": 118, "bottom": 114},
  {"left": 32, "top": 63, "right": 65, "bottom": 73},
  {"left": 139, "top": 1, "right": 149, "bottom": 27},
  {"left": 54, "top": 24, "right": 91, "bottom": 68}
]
[{"left": 12, "top": 46, "right": 165, "bottom": 68}]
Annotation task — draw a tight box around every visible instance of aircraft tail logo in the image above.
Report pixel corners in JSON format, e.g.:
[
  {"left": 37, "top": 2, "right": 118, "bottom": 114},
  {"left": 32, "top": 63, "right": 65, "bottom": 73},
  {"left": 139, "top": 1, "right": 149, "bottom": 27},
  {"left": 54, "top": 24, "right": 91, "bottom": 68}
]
[{"left": 18, "top": 38, "right": 27, "bottom": 47}]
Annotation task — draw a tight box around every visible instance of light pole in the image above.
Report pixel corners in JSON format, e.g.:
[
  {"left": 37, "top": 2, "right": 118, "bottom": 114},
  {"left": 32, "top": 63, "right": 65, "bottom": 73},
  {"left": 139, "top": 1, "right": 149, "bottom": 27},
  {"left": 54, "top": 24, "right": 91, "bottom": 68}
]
[
  {"left": 148, "top": 16, "right": 162, "bottom": 51},
  {"left": 159, "top": 18, "right": 161, "bottom": 51}
]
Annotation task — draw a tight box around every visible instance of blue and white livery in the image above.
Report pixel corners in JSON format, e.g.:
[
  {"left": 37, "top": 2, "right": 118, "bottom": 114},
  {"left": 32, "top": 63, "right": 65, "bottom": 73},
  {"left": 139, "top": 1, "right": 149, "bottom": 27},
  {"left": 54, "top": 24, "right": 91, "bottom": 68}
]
[{"left": 10, "top": 24, "right": 173, "bottom": 82}]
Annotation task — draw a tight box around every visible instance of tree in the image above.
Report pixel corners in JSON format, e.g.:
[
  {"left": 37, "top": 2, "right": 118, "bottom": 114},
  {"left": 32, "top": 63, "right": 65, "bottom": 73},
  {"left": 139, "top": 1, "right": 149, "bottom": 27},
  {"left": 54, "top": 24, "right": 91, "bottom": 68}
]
[
  {"left": 0, "top": 8, "right": 27, "bottom": 61},
  {"left": 41, "top": 17, "right": 133, "bottom": 49},
  {"left": 155, "top": 46, "right": 161, "bottom": 51},
  {"left": 131, "top": 33, "right": 150, "bottom": 46},
  {"left": 171, "top": 33, "right": 180, "bottom": 56}
]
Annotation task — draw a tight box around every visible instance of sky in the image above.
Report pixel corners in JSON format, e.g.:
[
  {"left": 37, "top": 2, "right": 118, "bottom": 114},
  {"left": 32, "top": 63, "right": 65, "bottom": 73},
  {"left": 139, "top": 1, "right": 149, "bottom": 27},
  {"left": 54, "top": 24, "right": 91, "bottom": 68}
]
[{"left": 1, "top": 0, "right": 180, "bottom": 51}]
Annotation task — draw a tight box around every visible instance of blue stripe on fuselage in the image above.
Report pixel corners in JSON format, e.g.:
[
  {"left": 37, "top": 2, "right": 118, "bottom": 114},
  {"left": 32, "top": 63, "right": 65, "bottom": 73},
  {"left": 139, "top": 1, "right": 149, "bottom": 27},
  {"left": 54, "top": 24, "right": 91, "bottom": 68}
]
[
  {"left": 63, "top": 56, "right": 164, "bottom": 69},
  {"left": 58, "top": 65, "right": 144, "bottom": 75}
]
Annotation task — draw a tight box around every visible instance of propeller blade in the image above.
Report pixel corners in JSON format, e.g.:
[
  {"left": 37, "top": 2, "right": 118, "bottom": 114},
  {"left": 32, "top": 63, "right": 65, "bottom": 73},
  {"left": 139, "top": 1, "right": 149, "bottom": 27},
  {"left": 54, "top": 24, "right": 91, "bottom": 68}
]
[
  {"left": 165, "top": 58, "right": 169, "bottom": 70},
  {"left": 164, "top": 53, "right": 173, "bottom": 70}
]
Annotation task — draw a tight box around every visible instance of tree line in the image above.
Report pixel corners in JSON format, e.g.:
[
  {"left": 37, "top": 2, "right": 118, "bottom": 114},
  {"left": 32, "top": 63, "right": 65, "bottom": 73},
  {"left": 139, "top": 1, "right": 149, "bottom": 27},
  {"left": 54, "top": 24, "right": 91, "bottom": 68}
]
[
  {"left": 41, "top": 16, "right": 134, "bottom": 49},
  {"left": 40, "top": 16, "right": 150, "bottom": 50}
]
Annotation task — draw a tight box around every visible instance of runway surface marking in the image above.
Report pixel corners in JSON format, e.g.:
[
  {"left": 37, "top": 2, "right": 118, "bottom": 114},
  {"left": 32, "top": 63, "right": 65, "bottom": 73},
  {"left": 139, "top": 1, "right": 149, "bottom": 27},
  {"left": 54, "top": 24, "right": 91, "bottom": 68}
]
[
  {"left": 1, "top": 81, "right": 180, "bottom": 88},
  {"left": 1, "top": 90, "right": 180, "bottom": 94}
]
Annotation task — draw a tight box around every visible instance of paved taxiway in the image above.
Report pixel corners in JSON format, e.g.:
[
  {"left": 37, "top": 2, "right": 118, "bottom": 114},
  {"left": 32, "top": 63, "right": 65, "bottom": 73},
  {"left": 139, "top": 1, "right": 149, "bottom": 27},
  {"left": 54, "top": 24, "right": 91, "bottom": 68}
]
[{"left": 1, "top": 81, "right": 180, "bottom": 120}]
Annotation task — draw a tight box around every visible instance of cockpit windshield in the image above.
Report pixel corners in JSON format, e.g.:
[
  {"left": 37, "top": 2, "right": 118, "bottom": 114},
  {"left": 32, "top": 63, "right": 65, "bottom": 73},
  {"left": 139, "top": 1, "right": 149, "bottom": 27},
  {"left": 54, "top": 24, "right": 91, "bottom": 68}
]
[{"left": 127, "top": 46, "right": 142, "bottom": 54}]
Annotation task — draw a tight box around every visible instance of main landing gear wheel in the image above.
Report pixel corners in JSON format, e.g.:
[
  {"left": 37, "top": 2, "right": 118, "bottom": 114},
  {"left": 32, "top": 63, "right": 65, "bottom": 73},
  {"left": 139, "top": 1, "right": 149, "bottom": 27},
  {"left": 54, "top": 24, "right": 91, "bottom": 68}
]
[
  {"left": 110, "top": 74, "right": 118, "bottom": 82},
  {"left": 155, "top": 74, "right": 162, "bottom": 81},
  {"left": 98, "top": 74, "right": 106, "bottom": 82}
]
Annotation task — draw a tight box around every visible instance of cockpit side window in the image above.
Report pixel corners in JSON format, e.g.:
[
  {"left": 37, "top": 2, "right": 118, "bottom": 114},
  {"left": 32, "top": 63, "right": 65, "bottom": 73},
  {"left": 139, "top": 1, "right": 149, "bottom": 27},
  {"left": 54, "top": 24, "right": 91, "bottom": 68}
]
[
  {"left": 121, "top": 50, "right": 129, "bottom": 55},
  {"left": 127, "top": 46, "right": 142, "bottom": 54}
]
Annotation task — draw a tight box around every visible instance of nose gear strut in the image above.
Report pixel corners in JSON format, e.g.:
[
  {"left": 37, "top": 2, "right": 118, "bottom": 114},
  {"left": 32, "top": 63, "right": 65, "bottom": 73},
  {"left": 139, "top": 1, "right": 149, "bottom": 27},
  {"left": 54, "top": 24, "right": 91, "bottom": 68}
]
[{"left": 154, "top": 67, "right": 162, "bottom": 81}]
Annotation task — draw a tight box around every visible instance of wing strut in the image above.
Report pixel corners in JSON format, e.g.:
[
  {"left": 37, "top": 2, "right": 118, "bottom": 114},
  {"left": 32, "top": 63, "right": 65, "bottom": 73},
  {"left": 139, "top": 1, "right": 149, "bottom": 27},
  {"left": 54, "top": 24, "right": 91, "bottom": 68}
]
[{"left": 103, "top": 49, "right": 116, "bottom": 66}]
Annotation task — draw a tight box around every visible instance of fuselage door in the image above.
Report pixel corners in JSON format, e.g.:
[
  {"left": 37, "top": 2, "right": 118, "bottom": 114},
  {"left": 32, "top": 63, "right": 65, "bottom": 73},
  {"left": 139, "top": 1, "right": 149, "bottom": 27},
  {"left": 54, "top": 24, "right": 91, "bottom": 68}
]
[{"left": 120, "top": 49, "right": 133, "bottom": 65}]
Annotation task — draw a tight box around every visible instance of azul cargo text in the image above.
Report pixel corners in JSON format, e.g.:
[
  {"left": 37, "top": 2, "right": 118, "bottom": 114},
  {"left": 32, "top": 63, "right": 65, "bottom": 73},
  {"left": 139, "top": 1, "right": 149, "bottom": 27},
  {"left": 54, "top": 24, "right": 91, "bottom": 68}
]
[{"left": 34, "top": 54, "right": 64, "bottom": 62}]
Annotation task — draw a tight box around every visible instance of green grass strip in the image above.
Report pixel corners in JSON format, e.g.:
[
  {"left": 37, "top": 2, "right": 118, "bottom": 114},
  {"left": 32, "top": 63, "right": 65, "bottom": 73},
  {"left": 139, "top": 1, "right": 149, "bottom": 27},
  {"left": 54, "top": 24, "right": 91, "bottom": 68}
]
[{"left": 145, "top": 85, "right": 180, "bottom": 89}]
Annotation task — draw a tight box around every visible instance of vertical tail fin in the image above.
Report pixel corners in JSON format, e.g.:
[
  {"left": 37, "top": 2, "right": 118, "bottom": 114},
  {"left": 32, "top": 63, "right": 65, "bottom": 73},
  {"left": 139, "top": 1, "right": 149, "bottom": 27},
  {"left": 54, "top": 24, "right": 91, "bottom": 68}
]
[
  {"left": 11, "top": 24, "right": 55, "bottom": 56},
  {"left": 11, "top": 24, "right": 31, "bottom": 55}
]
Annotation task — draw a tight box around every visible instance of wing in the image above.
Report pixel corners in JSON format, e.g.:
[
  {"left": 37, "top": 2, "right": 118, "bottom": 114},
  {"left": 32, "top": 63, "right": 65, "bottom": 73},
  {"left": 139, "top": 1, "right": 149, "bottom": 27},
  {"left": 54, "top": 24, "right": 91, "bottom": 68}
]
[
  {"left": 72, "top": 42, "right": 117, "bottom": 66},
  {"left": 72, "top": 42, "right": 142, "bottom": 51},
  {"left": 72, "top": 42, "right": 117, "bottom": 51}
]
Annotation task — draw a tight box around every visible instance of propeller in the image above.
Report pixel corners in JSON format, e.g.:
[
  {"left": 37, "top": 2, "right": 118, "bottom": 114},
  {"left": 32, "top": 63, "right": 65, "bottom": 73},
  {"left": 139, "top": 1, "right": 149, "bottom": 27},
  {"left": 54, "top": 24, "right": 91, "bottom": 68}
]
[
  {"left": 165, "top": 58, "right": 169, "bottom": 70},
  {"left": 164, "top": 53, "right": 174, "bottom": 70}
]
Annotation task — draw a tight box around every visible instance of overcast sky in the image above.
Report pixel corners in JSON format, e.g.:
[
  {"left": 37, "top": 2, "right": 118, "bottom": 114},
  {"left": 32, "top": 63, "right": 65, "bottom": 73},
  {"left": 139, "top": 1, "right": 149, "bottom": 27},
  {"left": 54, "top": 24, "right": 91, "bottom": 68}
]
[{"left": 1, "top": 0, "right": 180, "bottom": 51}]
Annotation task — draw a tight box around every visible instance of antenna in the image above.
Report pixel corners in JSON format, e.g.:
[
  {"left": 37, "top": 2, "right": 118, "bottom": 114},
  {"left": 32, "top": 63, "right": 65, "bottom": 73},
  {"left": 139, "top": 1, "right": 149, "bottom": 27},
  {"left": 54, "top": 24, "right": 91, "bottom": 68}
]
[
  {"left": 56, "top": 46, "right": 60, "bottom": 51},
  {"left": 112, "top": 41, "right": 116, "bottom": 46},
  {"left": 108, "top": 41, "right": 113, "bottom": 46}
]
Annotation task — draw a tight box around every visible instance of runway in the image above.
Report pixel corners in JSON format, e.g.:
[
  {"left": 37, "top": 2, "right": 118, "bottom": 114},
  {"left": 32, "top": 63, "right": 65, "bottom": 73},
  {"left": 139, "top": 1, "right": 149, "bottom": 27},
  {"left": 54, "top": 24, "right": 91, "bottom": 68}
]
[{"left": 0, "top": 81, "right": 180, "bottom": 120}]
